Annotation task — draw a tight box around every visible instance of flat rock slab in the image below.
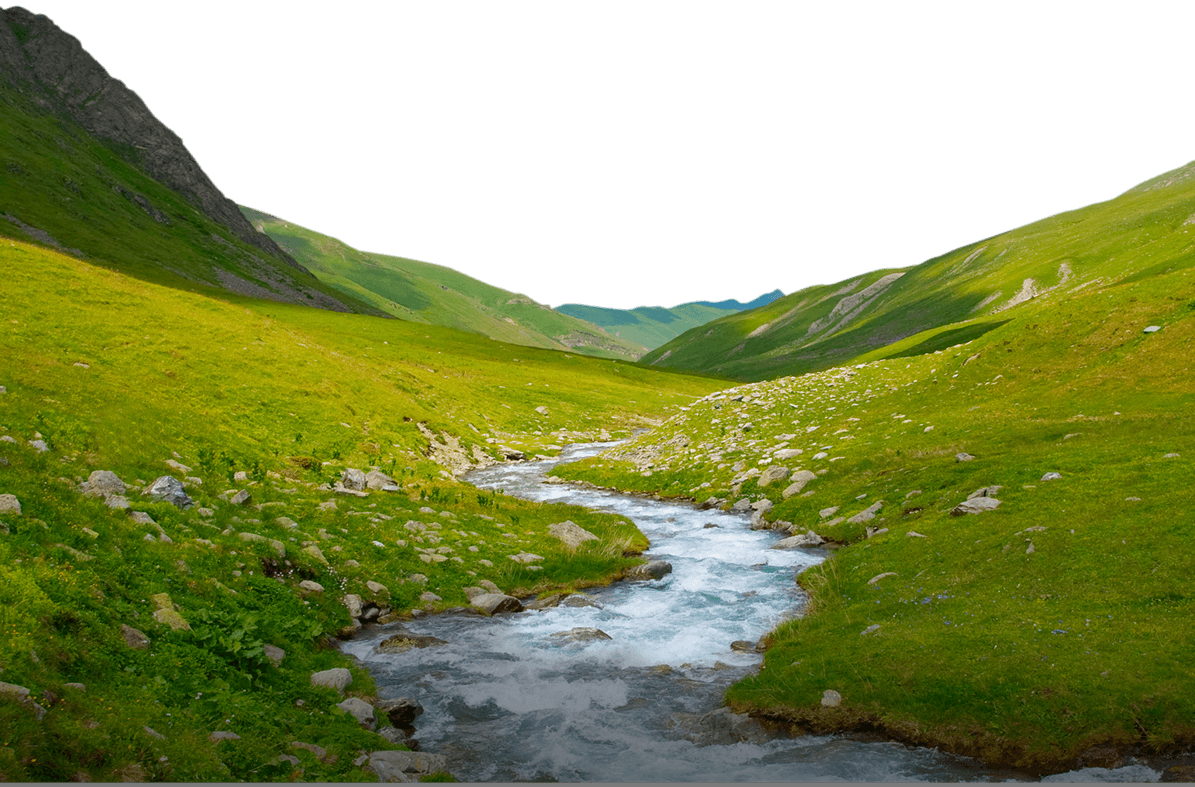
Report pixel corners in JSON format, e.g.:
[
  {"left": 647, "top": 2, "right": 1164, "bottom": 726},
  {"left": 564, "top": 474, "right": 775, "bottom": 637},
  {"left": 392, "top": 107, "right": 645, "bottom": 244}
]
[
  {"left": 951, "top": 497, "right": 1001, "bottom": 516},
  {"left": 369, "top": 751, "right": 449, "bottom": 782},
  {"left": 548, "top": 520, "right": 599, "bottom": 550},
  {"left": 625, "top": 560, "right": 672, "bottom": 581},
  {"left": 374, "top": 633, "right": 449, "bottom": 654}
]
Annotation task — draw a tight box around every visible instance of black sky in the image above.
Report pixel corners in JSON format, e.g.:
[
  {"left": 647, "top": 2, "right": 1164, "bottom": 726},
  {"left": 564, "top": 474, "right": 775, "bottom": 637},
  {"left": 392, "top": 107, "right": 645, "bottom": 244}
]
[{"left": 39, "top": 10, "right": 1195, "bottom": 310}]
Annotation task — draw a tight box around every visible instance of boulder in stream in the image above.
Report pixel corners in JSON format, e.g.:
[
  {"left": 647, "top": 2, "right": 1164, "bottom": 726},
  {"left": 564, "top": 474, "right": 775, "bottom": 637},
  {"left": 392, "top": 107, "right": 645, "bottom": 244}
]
[
  {"left": 625, "top": 560, "right": 672, "bottom": 581},
  {"left": 469, "top": 593, "right": 524, "bottom": 615}
]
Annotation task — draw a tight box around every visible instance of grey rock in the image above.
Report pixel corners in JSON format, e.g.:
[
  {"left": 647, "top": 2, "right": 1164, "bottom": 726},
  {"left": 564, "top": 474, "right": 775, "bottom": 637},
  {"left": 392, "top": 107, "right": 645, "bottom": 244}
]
[
  {"left": 951, "top": 497, "right": 1001, "bottom": 515},
  {"left": 375, "top": 697, "right": 424, "bottom": 727},
  {"left": 1163, "top": 453, "right": 1181, "bottom": 459},
  {"left": 821, "top": 689, "right": 842, "bottom": 707},
  {"left": 550, "top": 627, "right": 612, "bottom": 643},
  {"left": 83, "top": 470, "right": 125, "bottom": 497},
  {"left": 499, "top": 446, "right": 525, "bottom": 461},
  {"left": 470, "top": 593, "right": 524, "bottom": 614},
  {"left": 1041, "top": 472, "right": 1062, "bottom": 481},
  {"left": 669, "top": 706, "right": 769, "bottom": 746},
  {"left": 818, "top": 505, "right": 840, "bottom": 518},
  {"left": 364, "top": 469, "right": 399, "bottom": 491},
  {"left": 560, "top": 593, "right": 600, "bottom": 609},
  {"left": 770, "top": 533, "right": 820, "bottom": 550},
  {"left": 341, "top": 468, "right": 367, "bottom": 490},
  {"left": 337, "top": 697, "right": 377, "bottom": 731},
  {"left": 344, "top": 594, "right": 364, "bottom": 618},
  {"left": 208, "top": 731, "right": 240, "bottom": 743},
  {"left": 310, "top": 667, "right": 352, "bottom": 693},
  {"left": 508, "top": 551, "right": 544, "bottom": 564},
  {"left": 757, "top": 465, "right": 790, "bottom": 487},
  {"left": 730, "top": 498, "right": 753, "bottom": 512},
  {"left": 120, "top": 624, "right": 149, "bottom": 650},
  {"left": 548, "top": 519, "right": 600, "bottom": 550},
  {"left": 956, "top": 452, "right": 976, "bottom": 462},
  {"left": 699, "top": 496, "right": 721, "bottom": 510},
  {"left": 374, "top": 632, "right": 449, "bottom": 653},
  {"left": 967, "top": 485, "right": 1003, "bottom": 499},
  {"left": 263, "top": 644, "right": 285, "bottom": 667},
  {"left": 299, "top": 580, "right": 324, "bottom": 593},
  {"left": 229, "top": 489, "right": 252, "bottom": 506},
  {"left": 29, "top": 439, "right": 48, "bottom": 453},
  {"left": 0, "top": 494, "right": 20, "bottom": 515},
  {"left": 730, "top": 640, "right": 759, "bottom": 653},
  {"left": 368, "top": 750, "right": 449, "bottom": 782},
  {"left": 1143, "top": 325, "right": 1161, "bottom": 333},
  {"left": 478, "top": 579, "right": 501, "bottom": 593},
  {"left": 625, "top": 560, "right": 673, "bottom": 581},
  {"left": 142, "top": 476, "right": 193, "bottom": 509},
  {"left": 861, "top": 624, "right": 881, "bottom": 636},
  {"left": 751, "top": 499, "right": 773, "bottom": 512},
  {"left": 782, "top": 470, "right": 818, "bottom": 499},
  {"left": 129, "top": 511, "right": 157, "bottom": 527},
  {"left": 419, "top": 591, "right": 442, "bottom": 603},
  {"left": 846, "top": 501, "right": 883, "bottom": 524}
]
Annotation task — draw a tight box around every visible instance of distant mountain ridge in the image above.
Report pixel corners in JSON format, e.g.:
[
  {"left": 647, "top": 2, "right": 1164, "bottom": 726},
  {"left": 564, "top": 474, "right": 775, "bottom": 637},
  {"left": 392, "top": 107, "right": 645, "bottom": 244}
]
[{"left": 556, "top": 289, "right": 783, "bottom": 351}]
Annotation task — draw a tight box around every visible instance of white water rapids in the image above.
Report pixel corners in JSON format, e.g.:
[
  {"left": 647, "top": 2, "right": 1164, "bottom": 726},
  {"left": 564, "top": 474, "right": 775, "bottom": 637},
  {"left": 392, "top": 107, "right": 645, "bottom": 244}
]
[{"left": 343, "top": 443, "right": 1162, "bottom": 782}]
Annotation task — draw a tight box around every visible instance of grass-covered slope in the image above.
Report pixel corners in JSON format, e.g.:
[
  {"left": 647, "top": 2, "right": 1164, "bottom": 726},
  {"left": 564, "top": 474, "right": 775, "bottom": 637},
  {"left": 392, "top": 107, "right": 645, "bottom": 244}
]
[
  {"left": 0, "top": 87, "right": 373, "bottom": 314},
  {"left": 242, "top": 207, "right": 649, "bottom": 361},
  {"left": 0, "top": 238, "right": 722, "bottom": 781},
  {"left": 553, "top": 196, "right": 1195, "bottom": 769},
  {"left": 643, "top": 160, "right": 1195, "bottom": 381},
  {"left": 556, "top": 290, "right": 784, "bottom": 351}
]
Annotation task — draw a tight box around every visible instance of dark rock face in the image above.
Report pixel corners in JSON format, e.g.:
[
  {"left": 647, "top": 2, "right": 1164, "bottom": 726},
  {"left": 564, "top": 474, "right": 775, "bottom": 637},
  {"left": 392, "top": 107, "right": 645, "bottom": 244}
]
[{"left": 0, "top": 8, "right": 293, "bottom": 264}]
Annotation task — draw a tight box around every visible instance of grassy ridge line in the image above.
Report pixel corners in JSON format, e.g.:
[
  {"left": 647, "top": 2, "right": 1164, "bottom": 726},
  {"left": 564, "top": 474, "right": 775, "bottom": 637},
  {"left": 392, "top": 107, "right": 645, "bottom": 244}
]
[
  {"left": 642, "top": 159, "right": 1195, "bottom": 381},
  {"left": 241, "top": 206, "right": 649, "bottom": 361},
  {"left": 552, "top": 260, "right": 1195, "bottom": 770},
  {"left": 0, "top": 239, "right": 723, "bottom": 781}
]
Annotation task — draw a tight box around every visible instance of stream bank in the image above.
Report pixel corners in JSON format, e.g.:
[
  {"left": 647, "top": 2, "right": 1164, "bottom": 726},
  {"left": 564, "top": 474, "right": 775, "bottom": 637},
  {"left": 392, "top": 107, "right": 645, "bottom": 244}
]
[{"left": 345, "top": 443, "right": 1167, "bottom": 782}]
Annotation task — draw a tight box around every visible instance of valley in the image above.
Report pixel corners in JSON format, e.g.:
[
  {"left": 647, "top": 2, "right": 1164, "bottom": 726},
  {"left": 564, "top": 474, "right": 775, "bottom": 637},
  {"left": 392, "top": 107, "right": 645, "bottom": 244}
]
[{"left": 3, "top": 3, "right": 1195, "bottom": 782}]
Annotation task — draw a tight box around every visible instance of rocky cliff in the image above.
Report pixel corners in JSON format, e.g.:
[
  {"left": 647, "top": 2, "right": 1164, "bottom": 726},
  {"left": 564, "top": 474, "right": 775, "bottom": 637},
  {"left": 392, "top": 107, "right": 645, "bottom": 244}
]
[{"left": 0, "top": 6, "right": 299, "bottom": 268}]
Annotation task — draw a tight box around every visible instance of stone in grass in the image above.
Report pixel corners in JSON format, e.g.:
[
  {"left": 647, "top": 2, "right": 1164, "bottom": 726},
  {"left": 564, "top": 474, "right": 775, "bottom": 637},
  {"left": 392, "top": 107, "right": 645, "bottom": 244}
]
[
  {"left": 229, "top": 489, "right": 252, "bottom": 507},
  {"left": 782, "top": 470, "right": 817, "bottom": 499},
  {"left": 1163, "top": 453, "right": 1180, "bottom": 459},
  {"left": 82, "top": 470, "right": 125, "bottom": 498},
  {"left": 967, "top": 486, "right": 1003, "bottom": 499},
  {"left": 0, "top": 494, "right": 20, "bottom": 515},
  {"left": 341, "top": 468, "right": 367, "bottom": 491},
  {"left": 757, "top": 465, "right": 790, "bottom": 487},
  {"left": 208, "top": 731, "right": 241, "bottom": 743},
  {"left": 0, "top": 682, "right": 46, "bottom": 719},
  {"left": 142, "top": 476, "right": 194, "bottom": 509},
  {"left": 861, "top": 624, "right": 881, "bottom": 636},
  {"left": 263, "top": 644, "right": 285, "bottom": 667},
  {"left": 299, "top": 580, "right": 324, "bottom": 593},
  {"left": 375, "top": 697, "right": 423, "bottom": 727},
  {"left": 1041, "top": 472, "right": 1062, "bottom": 481},
  {"left": 336, "top": 697, "right": 376, "bottom": 731},
  {"left": 1143, "top": 326, "right": 1161, "bottom": 334},
  {"left": 952, "top": 497, "right": 1001, "bottom": 516},
  {"left": 846, "top": 501, "right": 883, "bottom": 524},
  {"left": 956, "top": 452, "right": 976, "bottom": 462},
  {"left": 121, "top": 624, "right": 149, "bottom": 650},
  {"left": 310, "top": 667, "right": 352, "bottom": 693},
  {"left": 548, "top": 520, "right": 599, "bottom": 550},
  {"left": 821, "top": 689, "right": 842, "bottom": 708},
  {"left": 368, "top": 751, "right": 449, "bottom": 783}
]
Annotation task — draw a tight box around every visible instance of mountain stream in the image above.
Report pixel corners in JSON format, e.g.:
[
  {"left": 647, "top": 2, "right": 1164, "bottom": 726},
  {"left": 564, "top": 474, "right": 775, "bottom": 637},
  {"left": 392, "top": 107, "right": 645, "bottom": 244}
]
[{"left": 344, "top": 442, "right": 1160, "bottom": 782}]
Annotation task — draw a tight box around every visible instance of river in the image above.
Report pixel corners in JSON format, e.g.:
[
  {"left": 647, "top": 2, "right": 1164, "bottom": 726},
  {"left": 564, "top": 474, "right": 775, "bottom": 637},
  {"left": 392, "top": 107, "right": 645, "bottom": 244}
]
[{"left": 342, "top": 442, "right": 1161, "bottom": 782}]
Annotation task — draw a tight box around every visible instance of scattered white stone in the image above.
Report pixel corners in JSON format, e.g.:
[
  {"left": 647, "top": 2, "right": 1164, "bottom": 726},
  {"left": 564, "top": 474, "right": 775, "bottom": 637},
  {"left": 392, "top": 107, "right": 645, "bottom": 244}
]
[{"left": 1041, "top": 472, "right": 1062, "bottom": 481}]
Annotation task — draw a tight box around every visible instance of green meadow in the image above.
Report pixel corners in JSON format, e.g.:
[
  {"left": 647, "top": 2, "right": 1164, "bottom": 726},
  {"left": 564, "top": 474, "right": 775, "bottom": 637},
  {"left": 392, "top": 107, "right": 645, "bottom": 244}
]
[
  {"left": 555, "top": 237, "right": 1195, "bottom": 768},
  {"left": 0, "top": 238, "right": 720, "bottom": 781}
]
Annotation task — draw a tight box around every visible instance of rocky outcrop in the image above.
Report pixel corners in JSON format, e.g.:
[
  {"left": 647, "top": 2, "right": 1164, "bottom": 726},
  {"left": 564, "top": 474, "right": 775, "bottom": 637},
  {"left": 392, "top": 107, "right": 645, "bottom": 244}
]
[{"left": 0, "top": 8, "right": 293, "bottom": 262}]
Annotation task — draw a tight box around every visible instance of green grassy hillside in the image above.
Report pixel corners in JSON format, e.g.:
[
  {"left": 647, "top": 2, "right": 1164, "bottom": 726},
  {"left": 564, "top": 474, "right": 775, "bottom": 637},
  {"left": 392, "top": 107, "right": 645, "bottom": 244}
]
[
  {"left": 0, "top": 76, "right": 372, "bottom": 316},
  {"left": 242, "top": 207, "right": 648, "bottom": 361},
  {"left": 643, "top": 161, "right": 1195, "bottom": 381},
  {"left": 0, "top": 238, "right": 721, "bottom": 781},
  {"left": 557, "top": 290, "right": 784, "bottom": 351},
  {"left": 552, "top": 163, "right": 1195, "bottom": 770}
]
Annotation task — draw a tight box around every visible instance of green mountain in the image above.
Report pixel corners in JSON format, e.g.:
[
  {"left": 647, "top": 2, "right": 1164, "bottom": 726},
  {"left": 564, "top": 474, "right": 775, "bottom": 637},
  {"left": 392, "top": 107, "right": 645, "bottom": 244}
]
[
  {"left": 556, "top": 289, "right": 783, "bottom": 351},
  {"left": 0, "top": 7, "right": 375, "bottom": 315},
  {"left": 242, "top": 206, "right": 649, "bottom": 360},
  {"left": 552, "top": 159, "right": 1195, "bottom": 769},
  {"left": 642, "top": 163, "right": 1195, "bottom": 380}
]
